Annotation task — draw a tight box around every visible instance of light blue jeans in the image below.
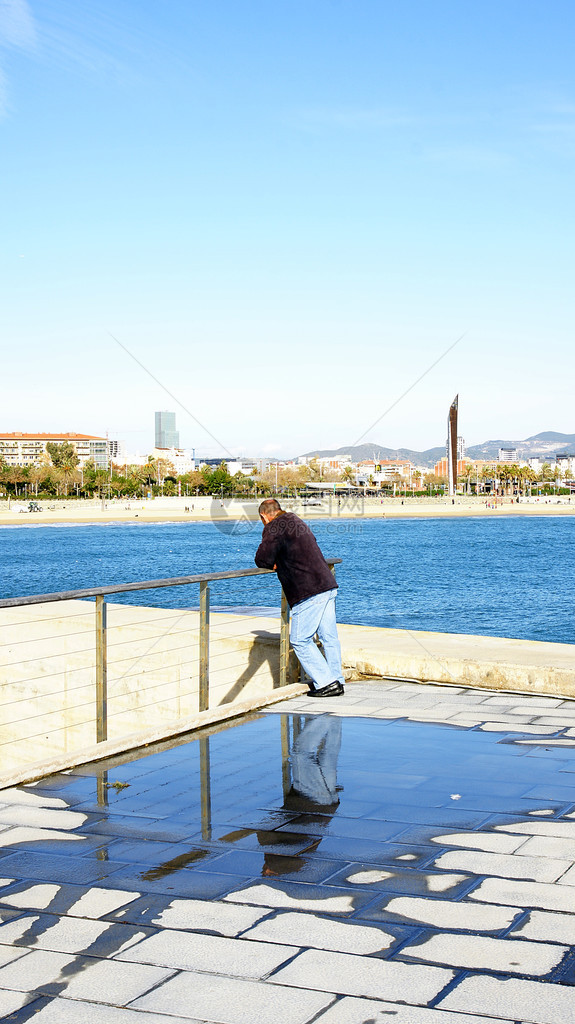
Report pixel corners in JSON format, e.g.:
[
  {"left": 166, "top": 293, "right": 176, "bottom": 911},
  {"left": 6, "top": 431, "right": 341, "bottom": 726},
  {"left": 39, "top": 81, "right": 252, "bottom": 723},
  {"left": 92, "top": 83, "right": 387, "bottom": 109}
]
[{"left": 290, "top": 590, "right": 343, "bottom": 690}]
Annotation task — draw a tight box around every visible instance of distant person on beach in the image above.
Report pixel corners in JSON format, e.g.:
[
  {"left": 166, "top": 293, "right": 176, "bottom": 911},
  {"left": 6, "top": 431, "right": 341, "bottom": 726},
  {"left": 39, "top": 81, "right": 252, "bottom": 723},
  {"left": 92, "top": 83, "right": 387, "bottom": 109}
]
[{"left": 255, "top": 498, "right": 344, "bottom": 697}]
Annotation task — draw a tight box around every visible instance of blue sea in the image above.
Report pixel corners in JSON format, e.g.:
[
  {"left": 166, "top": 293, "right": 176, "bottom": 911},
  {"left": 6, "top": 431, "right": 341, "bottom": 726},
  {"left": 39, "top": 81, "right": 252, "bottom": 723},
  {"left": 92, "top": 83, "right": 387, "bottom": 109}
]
[{"left": 1, "top": 516, "right": 573, "bottom": 644}]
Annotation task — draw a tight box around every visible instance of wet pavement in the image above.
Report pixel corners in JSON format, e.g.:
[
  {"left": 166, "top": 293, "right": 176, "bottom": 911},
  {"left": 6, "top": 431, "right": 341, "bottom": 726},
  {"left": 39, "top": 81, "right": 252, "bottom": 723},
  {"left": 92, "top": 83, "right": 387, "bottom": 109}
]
[{"left": 1, "top": 678, "right": 575, "bottom": 1022}]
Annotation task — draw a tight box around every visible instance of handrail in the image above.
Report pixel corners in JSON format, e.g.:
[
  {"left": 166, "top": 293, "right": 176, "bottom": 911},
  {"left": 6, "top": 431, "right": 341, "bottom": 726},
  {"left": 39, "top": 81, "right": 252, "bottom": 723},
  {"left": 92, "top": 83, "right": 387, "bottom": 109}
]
[
  {"left": 0, "top": 559, "right": 343, "bottom": 608},
  {"left": 1, "top": 557, "right": 342, "bottom": 776}
]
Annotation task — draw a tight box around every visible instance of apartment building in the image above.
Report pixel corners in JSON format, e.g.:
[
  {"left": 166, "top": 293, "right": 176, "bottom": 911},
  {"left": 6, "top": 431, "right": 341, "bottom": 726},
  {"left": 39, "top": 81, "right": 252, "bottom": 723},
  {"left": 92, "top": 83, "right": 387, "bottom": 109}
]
[{"left": 0, "top": 432, "right": 108, "bottom": 468}]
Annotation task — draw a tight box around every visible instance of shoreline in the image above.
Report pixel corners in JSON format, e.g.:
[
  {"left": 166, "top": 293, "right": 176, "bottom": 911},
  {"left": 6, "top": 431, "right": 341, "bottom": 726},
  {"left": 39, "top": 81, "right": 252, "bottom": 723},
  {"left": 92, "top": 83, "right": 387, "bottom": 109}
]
[{"left": 1, "top": 495, "right": 574, "bottom": 527}]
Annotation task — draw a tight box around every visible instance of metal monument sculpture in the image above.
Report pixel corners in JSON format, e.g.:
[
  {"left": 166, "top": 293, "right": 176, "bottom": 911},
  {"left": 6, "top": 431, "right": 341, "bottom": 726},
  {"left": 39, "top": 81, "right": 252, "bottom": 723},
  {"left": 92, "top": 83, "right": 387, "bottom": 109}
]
[{"left": 447, "top": 394, "right": 458, "bottom": 497}]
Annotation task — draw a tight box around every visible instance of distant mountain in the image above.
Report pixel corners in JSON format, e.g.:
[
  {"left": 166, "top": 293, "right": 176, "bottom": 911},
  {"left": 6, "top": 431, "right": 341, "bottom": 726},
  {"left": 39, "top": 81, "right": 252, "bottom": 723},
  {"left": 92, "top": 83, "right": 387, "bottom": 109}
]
[
  {"left": 466, "top": 432, "right": 575, "bottom": 461},
  {"left": 300, "top": 431, "right": 575, "bottom": 469},
  {"left": 525, "top": 431, "right": 575, "bottom": 444},
  {"left": 299, "top": 443, "right": 445, "bottom": 469}
]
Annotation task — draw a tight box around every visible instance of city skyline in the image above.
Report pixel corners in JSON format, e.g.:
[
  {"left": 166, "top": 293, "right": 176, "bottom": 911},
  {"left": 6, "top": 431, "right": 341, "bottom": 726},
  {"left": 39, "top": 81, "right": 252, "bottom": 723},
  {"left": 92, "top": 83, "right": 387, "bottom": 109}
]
[
  {"left": 1, "top": 423, "right": 574, "bottom": 470},
  {"left": 2, "top": 2, "right": 575, "bottom": 455}
]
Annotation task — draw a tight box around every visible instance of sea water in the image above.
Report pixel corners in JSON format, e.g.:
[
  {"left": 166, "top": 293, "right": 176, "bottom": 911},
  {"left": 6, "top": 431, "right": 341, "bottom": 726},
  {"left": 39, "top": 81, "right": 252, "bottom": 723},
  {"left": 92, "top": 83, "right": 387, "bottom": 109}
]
[{"left": 0, "top": 516, "right": 573, "bottom": 644}]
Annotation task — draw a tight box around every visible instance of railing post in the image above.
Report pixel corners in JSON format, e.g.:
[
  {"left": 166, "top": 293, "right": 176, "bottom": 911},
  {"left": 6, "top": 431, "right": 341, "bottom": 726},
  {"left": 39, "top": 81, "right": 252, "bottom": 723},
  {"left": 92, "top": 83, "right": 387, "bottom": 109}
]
[
  {"left": 280, "top": 589, "right": 290, "bottom": 687},
  {"left": 95, "top": 595, "right": 107, "bottom": 742},
  {"left": 199, "top": 581, "right": 210, "bottom": 711},
  {"left": 281, "top": 715, "right": 291, "bottom": 797},
  {"left": 200, "top": 736, "right": 212, "bottom": 840}
]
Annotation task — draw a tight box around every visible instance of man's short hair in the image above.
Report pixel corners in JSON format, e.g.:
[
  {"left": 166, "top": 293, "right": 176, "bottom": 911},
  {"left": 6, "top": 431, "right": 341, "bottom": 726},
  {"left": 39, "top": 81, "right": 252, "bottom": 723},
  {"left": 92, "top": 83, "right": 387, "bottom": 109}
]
[{"left": 259, "top": 498, "right": 281, "bottom": 517}]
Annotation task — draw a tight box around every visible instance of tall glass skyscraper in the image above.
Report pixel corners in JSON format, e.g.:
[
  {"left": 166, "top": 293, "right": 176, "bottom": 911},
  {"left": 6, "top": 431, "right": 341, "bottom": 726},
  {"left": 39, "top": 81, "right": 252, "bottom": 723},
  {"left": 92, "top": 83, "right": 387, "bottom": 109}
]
[{"left": 155, "top": 411, "right": 180, "bottom": 449}]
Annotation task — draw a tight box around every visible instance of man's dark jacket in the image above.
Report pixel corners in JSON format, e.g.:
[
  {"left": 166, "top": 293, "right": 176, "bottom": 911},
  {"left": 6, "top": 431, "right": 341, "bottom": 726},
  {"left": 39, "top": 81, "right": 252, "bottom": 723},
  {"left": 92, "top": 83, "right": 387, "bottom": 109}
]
[{"left": 254, "top": 511, "right": 337, "bottom": 608}]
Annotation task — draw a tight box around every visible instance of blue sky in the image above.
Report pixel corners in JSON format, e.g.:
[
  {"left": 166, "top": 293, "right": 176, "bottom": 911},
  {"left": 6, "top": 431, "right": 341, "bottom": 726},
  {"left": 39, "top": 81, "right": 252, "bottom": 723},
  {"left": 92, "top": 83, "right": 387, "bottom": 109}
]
[{"left": 2, "top": 1, "right": 574, "bottom": 457}]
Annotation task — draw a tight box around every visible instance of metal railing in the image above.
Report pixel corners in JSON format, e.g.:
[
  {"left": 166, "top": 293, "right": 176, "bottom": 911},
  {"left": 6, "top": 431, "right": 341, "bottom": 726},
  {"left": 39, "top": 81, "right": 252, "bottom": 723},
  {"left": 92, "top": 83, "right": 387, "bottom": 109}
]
[{"left": 0, "top": 561, "right": 340, "bottom": 773}]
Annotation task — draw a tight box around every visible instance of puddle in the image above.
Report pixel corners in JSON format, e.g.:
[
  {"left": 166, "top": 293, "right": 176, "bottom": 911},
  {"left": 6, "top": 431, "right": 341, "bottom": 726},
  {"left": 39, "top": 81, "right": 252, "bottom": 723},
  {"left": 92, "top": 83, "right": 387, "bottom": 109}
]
[
  {"left": 2, "top": 707, "right": 575, "bottom": 1016},
  {"left": 2, "top": 711, "right": 575, "bottom": 894}
]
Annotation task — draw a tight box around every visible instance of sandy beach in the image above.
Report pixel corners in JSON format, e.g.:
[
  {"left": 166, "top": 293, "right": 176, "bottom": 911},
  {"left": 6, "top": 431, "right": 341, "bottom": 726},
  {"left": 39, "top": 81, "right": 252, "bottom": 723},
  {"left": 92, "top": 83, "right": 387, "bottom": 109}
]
[{"left": 1, "top": 494, "right": 574, "bottom": 527}]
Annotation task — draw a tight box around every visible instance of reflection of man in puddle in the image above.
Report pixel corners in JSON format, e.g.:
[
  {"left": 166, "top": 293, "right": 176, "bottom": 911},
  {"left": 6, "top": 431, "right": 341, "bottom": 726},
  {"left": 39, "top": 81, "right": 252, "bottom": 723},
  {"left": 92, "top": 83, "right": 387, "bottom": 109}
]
[
  {"left": 259, "top": 716, "right": 342, "bottom": 876},
  {"left": 135, "top": 717, "right": 342, "bottom": 883}
]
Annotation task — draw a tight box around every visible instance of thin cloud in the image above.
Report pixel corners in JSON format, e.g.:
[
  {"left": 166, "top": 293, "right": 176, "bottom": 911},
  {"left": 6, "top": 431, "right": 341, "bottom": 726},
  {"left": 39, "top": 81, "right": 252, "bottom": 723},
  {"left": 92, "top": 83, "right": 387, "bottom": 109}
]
[
  {"left": 0, "top": 0, "right": 37, "bottom": 115},
  {"left": 0, "top": 0, "right": 37, "bottom": 48},
  {"left": 1, "top": 2, "right": 185, "bottom": 98}
]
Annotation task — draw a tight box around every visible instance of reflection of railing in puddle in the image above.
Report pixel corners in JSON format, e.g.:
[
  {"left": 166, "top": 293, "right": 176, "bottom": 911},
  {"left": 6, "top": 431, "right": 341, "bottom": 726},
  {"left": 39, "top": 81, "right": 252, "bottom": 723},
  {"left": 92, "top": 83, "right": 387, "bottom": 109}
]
[{"left": 105, "top": 714, "right": 344, "bottom": 883}]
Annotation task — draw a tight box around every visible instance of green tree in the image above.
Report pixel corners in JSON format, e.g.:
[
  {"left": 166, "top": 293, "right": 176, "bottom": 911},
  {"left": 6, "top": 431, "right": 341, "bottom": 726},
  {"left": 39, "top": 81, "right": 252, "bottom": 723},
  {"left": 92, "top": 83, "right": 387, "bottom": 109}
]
[
  {"left": 46, "top": 441, "right": 80, "bottom": 495},
  {"left": 540, "top": 462, "right": 554, "bottom": 483},
  {"left": 202, "top": 461, "right": 235, "bottom": 496},
  {"left": 497, "top": 464, "right": 511, "bottom": 495},
  {"left": 523, "top": 467, "right": 537, "bottom": 495},
  {"left": 46, "top": 441, "right": 79, "bottom": 469},
  {"left": 459, "top": 462, "right": 475, "bottom": 494}
]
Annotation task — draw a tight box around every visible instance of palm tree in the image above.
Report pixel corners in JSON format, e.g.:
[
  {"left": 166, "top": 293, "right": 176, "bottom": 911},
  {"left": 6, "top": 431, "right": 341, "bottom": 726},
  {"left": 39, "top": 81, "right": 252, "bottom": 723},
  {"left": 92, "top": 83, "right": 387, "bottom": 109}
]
[
  {"left": 507, "top": 463, "right": 521, "bottom": 496},
  {"left": 554, "top": 464, "right": 565, "bottom": 492},
  {"left": 497, "top": 464, "right": 512, "bottom": 495},
  {"left": 523, "top": 467, "right": 536, "bottom": 495},
  {"left": 461, "top": 462, "right": 474, "bottom": 494},
  {"left": 59, "top": 453, "right": 80, "bottom": 496}
]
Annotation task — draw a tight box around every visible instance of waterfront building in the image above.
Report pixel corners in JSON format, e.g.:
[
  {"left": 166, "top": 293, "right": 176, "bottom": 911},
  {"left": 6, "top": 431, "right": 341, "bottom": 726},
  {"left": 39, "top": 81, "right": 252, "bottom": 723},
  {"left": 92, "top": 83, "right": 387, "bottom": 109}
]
[
  {"left": 155, "top": 411, "right": 180, "bottom": 449},
  {"left": 0, "top": 432, "right": 107, "bottom": 468},
  {"left": 371, "top": 460, "right": 415, "bottom": 483},
  {"left": 556, "top": 453, "right": 575, "bottom": 475},
  {"left": 108, "top": 439, "right": 127, "bottom": 464},
  {"left": 357, "top": 460, "right": 378, "bottom": 476},
  {"left": 317, "top": 456, "right": 352, "bottom": 471},
  {"left": 151, "top": 447, "right": 195, "bottom": 475},
  {"left": 434, "top": 456, "right": 472, "bottom": 480},
  {"left": 498, "top": 447, "right": 519, "bottom": 462}
]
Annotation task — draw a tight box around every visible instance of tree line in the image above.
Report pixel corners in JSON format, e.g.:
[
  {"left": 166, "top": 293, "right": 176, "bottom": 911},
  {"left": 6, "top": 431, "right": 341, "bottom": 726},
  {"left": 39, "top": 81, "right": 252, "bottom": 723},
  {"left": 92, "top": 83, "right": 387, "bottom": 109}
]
[{"left": 0, "top": 444, "right": 570, "bottom": 500}]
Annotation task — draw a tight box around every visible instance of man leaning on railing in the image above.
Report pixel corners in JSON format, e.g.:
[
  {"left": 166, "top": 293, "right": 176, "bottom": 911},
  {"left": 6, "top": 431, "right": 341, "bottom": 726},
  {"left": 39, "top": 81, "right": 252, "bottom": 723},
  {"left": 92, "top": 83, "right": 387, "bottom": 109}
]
[{"left": 255, "top": 499, "right": 344, "bottom": 697}]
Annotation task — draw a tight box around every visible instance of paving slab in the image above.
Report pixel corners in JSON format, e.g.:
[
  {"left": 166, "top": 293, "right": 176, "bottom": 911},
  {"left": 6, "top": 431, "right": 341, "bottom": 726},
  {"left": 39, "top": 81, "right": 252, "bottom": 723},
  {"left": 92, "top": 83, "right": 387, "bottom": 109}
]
[
  {"left": 5, "top": 996, "right": 206, "bottom": 1023},
  {"left": 242, "top": 910, "right": 396, "bottom": 954},
  {"left": 326, "top": 864, "right": 474, "bottom": 898},
  {"left": 371, "top": 894, "right": 521, "bottom": 932},
  {"left": 144, "top": 896, "right": 267, "bottom": 935},
  {"left": 439, "top": 973, "right": 575, "bottom": 1024},
  {"left": 131, "top": 971, "right": 334, "bottom": 1024},
  {"left": 511, "top": 908, "right": 575, "bottom": 944},
  {"left": 48, "top": 958, "right": 176, "bottom": 1006},
  {"left": 399, "top": 929, "right": 568, "bottom": 975},
  {"left": 515, "top": 834, "right": 575, "bottom": 859},
  {"left": 0, "top": 947, "right": 76, "bottom": 991},
  {"left": 0, "top": 881, "right": 141, "bottom": 918},
  {"left": 495, "top": 819, "right": 575, "bottom": 839},
  {"left": 223, "top": 880, "right": 371, "bottom": 914},
  {"left": 0, "top": 911, "right": 151, "bottom": 956},
  {"left": 117, "top": 927, "right": 298, "bottom": 979},
  {"left": 0, "top": 851, "right": 123, "bottom": 885},
  {"left": 313, "top": 996, "right": 513, "bottom": 1024},
  {"left": 269, "top": 947, "right": 454, "bottom": 1002},
  {"left": 469, "top": 875, "right": 575, "bottom": 912},
  {"left": 0, "top": 826, "right": 106, "bottom": 852},
  {"left": 0, "top": 989, "right": 34, "bottom": 1017},
  {"left": 428, "top": 829, "right": 527, "bottom": 853},
  {"left": 0, "top": 943, "right": 30, "bottom": 968},
  {"left": 432, "top": 847, "right": 571, "bottom": 882}
]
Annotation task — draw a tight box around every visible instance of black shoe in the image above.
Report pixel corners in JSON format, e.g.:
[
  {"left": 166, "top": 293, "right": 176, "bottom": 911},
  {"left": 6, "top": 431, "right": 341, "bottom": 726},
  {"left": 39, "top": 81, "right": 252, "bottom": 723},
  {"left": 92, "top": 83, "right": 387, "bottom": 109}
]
[{"left": 308, "top": 681, "right": 344, "bottom": 698}]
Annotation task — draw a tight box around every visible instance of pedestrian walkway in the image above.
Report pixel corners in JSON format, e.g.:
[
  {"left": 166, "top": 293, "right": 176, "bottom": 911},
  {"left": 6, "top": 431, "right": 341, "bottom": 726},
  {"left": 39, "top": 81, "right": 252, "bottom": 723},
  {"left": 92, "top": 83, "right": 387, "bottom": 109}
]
[{"left": 1, "top": 678, "right": 575, "bottom": 1022}]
